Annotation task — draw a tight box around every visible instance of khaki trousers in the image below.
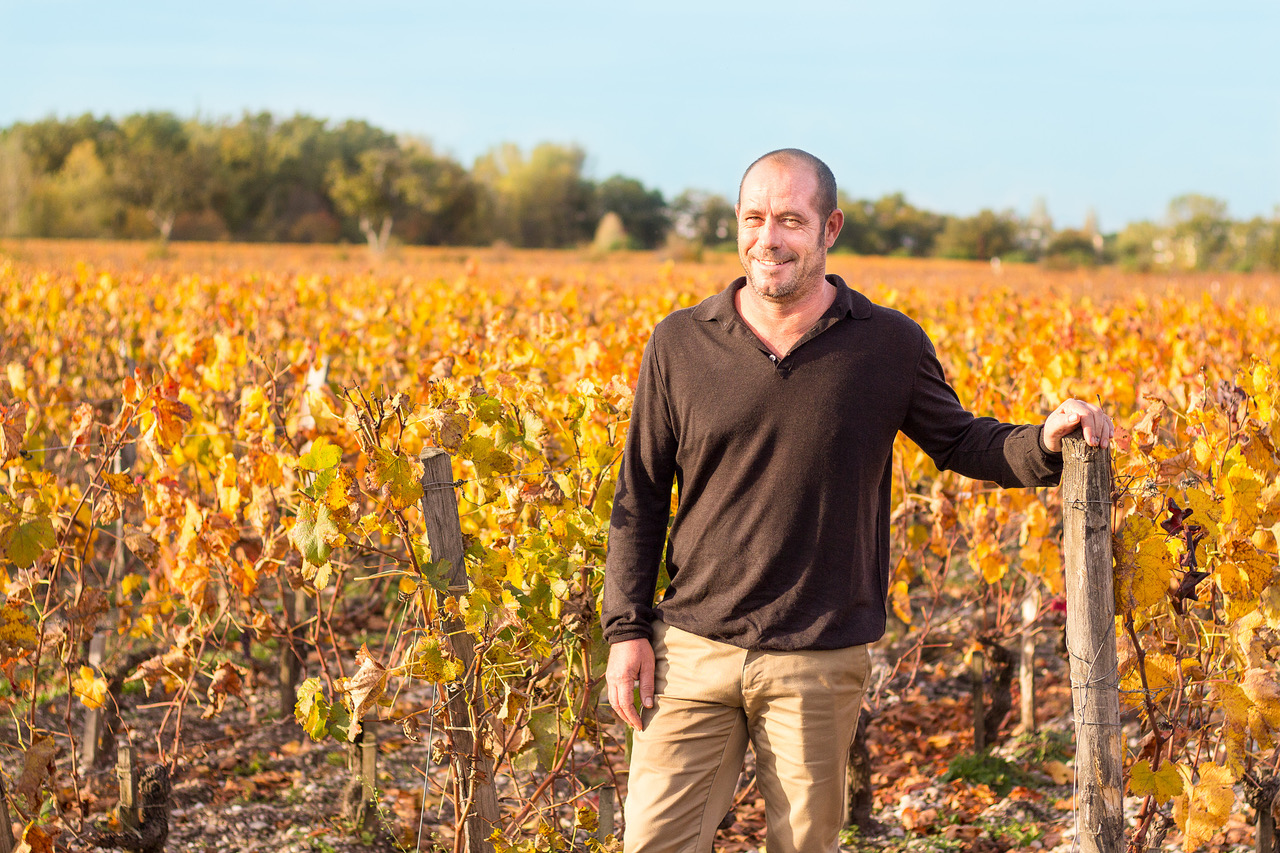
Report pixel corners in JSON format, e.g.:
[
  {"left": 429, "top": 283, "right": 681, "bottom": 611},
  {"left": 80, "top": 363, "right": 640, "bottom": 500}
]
[{"left": 623, "top": 621, "right": 870, "bottom": 853}]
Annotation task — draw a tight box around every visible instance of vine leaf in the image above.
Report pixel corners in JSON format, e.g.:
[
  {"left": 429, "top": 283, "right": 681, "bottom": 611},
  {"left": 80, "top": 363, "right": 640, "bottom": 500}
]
[
  {"left": 367, "top": 447, "right": 424, "bottom": 510},
  {"left": 1175, "top": 762, "right": 1235, "bottom": 850},
  {"left": 1130, "top": 759, "right": 1181, "bottom": 804},
  {"left": 345, "top": 644, "right": 388, "bottom": 742},
  {"left": 0, "top": 400, "right": 27, "bottom": 463},
  {"left": 294, "top": 677, "right": 331, "bottom": 742},
  {"left": 72, "top": 666, "right": 108, "bottom": 710},
  {"left": 1, "top": 510, "right": 56, "bottom": 568},
  {"left": 290, "top": 499, "right": 338, "bottom": 570},
  {"left": 15, "top": 736, "right": 56, "bottom": 811},
  {"left": 69, "top": 402, "right": 95, "bottom": 458},
  {"left": 298, "top": 436, "right": 341, "bottom": 471}
]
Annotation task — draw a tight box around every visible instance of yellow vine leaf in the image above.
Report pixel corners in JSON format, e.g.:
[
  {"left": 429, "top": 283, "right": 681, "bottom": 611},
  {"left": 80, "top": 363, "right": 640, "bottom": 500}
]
[
  {"left": 72, "top": 665, "right": 108, "bottom": 710},
  {"left": 1184, "top": 488, "right": 1221, "bottom": 542},
  {"left": 1113, "top": 516, "right": 1174, "bottom": 613},
  {"left": 290, "top": 499, "right": 339, "bottom": 570},
  {"left": 298, "top": 437, "right": 341, "bottom": 471},
  {"left": 1130, "top": 759, "right": 1181, "bottom": 804},
  {"left": 968, "top": 538, "right": 1007, "bottom": 585},
  {"left": 1215, "top": 682, "right": 1252, "bottom": 777},
  {"left": 367, "top": 447, "right": 424, "bottom": 510},
  {"left": 409, "top": 635, "right": 465, "bottom": 684},
  {"left": 1216, "top": 536, "right": 1273, "bottom": 622},
  {"left": 1222, "top": 456, "right": 1262, "bottom": 531},
  {"left": 1242, "top": 668, "right": 1280, "bottom": 729},
  {"left": 890, "top": 579, "right": 912, "bottom": 625},
  {"left": 1, "top": 512, "right": 56, "bottom": 568},
  {"left": 1176, "top": 762, "right": 1235, "bottom": 851}
]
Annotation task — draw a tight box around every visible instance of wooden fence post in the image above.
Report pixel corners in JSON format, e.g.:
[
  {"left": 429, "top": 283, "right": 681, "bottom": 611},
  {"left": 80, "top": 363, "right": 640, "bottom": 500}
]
[
  {"left": 116, "top": 745, "right": 138, "bottom": 835},
  {"left": 80, "top": 632, "right": 109, "bottom": 768},
  {"left": 1019, "top": 586, "right": 1040, "bottom": 734},
  {"left": 970, "top": 643, "right": 987, "bottom": 752},
  {"left": 420, "top": 448, "right": 499, "bottom": 853},
  {"left": 598, "top": 785, "right": 615, "bottom": 843},
  {"left": 1061, "top": 435, "right": 1123, "bottom": 853},
  {"left": 342, "top": 716, "right": 379, "bottom": 831},
  {"left": 0, "top": 774, "right": 13, "bottom": 853}
]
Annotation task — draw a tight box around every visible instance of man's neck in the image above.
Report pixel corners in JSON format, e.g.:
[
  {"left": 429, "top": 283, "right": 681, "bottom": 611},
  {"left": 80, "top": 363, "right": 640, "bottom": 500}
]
[{"left": 734, "top": 276, "right": 837, "bottom": 359}]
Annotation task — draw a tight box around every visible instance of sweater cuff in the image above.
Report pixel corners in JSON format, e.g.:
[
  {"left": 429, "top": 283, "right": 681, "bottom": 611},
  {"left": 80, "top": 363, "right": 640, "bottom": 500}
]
[{"left": 1037, "top": 425, "right": 1063, "bottom": 459}]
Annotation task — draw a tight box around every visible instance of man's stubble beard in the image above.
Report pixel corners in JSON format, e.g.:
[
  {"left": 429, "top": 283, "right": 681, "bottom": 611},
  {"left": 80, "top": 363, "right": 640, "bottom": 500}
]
[{"left": 740, "top": 242, "right": 828, "bottom": 305}]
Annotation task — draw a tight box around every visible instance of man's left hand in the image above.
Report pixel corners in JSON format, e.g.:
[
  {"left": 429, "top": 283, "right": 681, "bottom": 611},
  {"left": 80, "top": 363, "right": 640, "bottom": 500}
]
[{"left": 1043, "top": 399, "right": 1113, "bottom": 452}]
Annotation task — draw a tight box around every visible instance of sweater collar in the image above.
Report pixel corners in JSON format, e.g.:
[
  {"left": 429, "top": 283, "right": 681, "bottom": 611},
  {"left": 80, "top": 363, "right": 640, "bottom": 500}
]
[{"left": 691, "top": 274, "right": 873, "bottom": 325}]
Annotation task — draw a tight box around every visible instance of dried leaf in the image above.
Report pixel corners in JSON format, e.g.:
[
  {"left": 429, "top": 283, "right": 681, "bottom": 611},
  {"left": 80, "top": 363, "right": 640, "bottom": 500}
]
[
  {"left": 346, "top": 644, "right": 388, "bottom": 741},
  {"left": 16, "top": 737, "right": 57, "bottom": 811}
]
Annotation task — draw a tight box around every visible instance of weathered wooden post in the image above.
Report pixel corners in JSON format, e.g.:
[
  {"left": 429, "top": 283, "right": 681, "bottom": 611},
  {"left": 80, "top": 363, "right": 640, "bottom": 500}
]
[
  {"left": 342, "top": 716, "right": 379, "bottom": 831},
  {"left": 81, "top": 632, "right": 109, "bottom": 767},
  {"left": 0, "top": 774, "right": 14, "bottom": 853},
  {"left": 420, "top": 448, "right": 499, "bottom": 853},
  {"left": 1061, "top": 434, "right": 1123, "bottom": 852},
  {"left": 1019, "top": 586, "right": 1040, "bottom": 734},
  {"left": 598, "top": 786, "right": 616, "bottom": 843},
  {"left": 970, "top": 643, "right": 987, "bottom": 752},
  {"left": 117, "top": 745, "right": 139, "bottom": 836}
]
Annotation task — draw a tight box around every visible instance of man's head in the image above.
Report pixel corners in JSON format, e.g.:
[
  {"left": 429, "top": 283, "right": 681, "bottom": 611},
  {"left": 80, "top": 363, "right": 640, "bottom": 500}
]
[
  {"left": 736, "top": 149, "right": 844, "bottom": 304},
  {"left": 738, "top": 149, "right": 838, "bottom": 219}
]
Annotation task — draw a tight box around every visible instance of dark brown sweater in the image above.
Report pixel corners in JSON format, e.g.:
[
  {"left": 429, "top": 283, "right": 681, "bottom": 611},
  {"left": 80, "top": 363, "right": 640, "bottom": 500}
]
[{"left": 601, "top": 276, "right": 1063, "bottom": 651}]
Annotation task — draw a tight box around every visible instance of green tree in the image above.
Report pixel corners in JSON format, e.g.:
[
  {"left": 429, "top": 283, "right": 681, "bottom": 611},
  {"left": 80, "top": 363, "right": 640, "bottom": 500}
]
[
  {"left": 596, "top": 175, "right": 668, "bottom": 249},
  {"left": 394, "top": 139, "right": 482, "bottom": 245},
  {"left": 1167, "top": 194, "right": 1230, "bottom": 270},
  {"left": 1114, "top": 220, "right": 1170, "bottom": 272},
  {"left": 670, "top": 190, "right": 736, "bottom": 248},
  {"left": 934, "top": 209, "right": 1019, "bottom": 260},
  {"left": 326, "top": 145, "right": 404, "bottom": 255},
  {"left": 112, "top": 112, "right": 210, "bottom": 242},
  {"left": 834, "top": 192, "right": 944, "bottom": 256},
  {"left": 474, "top": 143, "right": 595, "bottom": 247}
]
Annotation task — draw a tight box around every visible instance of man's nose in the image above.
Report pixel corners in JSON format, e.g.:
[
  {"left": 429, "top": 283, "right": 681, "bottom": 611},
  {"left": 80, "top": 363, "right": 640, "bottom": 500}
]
[{"left": 758, "top": 216, "right": 781, "bottom": 247}]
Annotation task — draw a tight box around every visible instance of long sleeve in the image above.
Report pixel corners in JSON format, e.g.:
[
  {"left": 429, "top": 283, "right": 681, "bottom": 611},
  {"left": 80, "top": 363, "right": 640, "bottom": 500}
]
[
  {"left": 601, "top": 336, "right": 679, "bottom": 643},
  {"left": 900, "top": 332, "right": 1062, "bottom": 488}
]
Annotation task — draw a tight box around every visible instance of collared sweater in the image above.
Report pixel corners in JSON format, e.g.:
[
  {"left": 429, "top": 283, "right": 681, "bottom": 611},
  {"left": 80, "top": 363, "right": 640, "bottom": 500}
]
[{"left": 601, "top": 275, "right": 1063, "bottom": 651}]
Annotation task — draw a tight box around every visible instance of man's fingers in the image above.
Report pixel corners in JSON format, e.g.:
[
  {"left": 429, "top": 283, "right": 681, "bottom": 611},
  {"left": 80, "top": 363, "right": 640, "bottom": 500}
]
[
  {"left": 639, "top": 660, "right": 655, "bottom": 710},
  {"left": 612, "top": 681, "right": 643, "bottom": 729},
  {"left": 1045, "top": 400, "right": 1113, "bottom": 451}
]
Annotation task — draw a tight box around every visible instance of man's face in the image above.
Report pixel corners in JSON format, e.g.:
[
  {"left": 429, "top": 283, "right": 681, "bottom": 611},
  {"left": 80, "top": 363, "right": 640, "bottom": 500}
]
[{"left": 736, "top": 159, "right": 841, "bottom": 304}]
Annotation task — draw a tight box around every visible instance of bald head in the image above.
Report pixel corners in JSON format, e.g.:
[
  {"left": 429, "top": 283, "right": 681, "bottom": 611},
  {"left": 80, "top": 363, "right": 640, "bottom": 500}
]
[{"left": 739, "top": 149, "right": 837, "bottom": 219}]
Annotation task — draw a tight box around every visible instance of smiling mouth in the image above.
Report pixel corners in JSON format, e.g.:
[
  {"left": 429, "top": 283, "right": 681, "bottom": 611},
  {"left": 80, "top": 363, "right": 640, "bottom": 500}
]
[{"left": 754, "top": 257, "right": 793, "bottom": 267}]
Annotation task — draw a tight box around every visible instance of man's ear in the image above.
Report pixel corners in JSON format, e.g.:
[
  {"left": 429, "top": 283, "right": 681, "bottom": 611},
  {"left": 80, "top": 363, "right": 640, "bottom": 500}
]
[{"left": 825, "top": 208, "right": 845, "bottom": 248}]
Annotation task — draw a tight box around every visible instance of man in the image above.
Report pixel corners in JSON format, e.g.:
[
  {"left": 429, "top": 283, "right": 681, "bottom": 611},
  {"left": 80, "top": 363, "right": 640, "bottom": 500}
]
[{"left": 602, "top": 149, "right": 1111, "bottom": 853}]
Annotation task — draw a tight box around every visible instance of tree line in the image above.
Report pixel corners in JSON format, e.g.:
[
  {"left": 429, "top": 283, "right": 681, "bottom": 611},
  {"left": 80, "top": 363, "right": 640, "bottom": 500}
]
[{"left": 1, "top": 111, "right": 1277, "bottom": 271}]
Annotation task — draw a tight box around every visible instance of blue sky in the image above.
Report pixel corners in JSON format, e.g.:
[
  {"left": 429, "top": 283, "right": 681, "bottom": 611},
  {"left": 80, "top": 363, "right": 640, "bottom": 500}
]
[{"left": 2, "top": 1, "right": 1277, "bottom": 230}]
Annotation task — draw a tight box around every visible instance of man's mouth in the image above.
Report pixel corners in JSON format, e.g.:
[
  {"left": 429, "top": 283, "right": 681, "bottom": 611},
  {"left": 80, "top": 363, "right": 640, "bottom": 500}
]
[{"left": 754, "top": 256, "right": 793, "bottom": 267}]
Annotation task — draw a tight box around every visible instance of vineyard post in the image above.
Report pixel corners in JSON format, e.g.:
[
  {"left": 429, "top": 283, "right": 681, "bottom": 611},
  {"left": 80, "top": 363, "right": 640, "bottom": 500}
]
[
  {"left": 598, "top": 785, "right": 615, "bottom": 843},
  {"left": 116, "top": 745, "right": 138, "bottom": 836},
  {"left": 80, "top": 632, "right": 109, "bottom": 767},
  {"left": 419, "top": 448, "right": 500, "bottom": 853},
  {"left": 1019, "top": 586, "right": 1040, "bottom": 733},
  {"left": 1061, "top": 434, "right": 1123, "bottom": 853},
  {"left": 970, "top": 643, "right": 987, "bottom": 752},
  {"left": 0, "top": 775, "right": 12, "bottom": 853},
  {"left": 342, "top": 716, "right": 378, "bottom": 831}
]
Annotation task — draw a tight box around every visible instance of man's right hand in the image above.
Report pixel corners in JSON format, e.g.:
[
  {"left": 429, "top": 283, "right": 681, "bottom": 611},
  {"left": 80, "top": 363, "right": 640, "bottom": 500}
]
[{"left": 606, "top": 638, "right": 655, "bottom": 730}]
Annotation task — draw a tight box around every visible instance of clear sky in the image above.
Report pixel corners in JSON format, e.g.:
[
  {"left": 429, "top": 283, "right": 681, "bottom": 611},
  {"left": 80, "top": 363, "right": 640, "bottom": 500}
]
[{"left": 2, "top": 1, "right": 1277, "bottom": 231}]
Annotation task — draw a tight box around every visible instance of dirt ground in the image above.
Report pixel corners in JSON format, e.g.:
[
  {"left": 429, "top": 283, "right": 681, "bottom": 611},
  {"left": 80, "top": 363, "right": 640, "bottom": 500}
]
[{"left": 29, "top": 637, "right": 1263, "bottom": 853}]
